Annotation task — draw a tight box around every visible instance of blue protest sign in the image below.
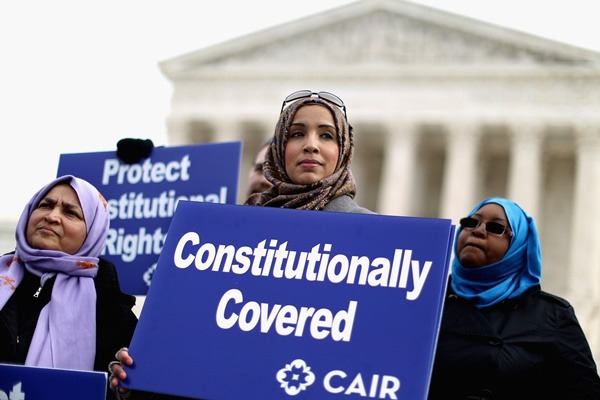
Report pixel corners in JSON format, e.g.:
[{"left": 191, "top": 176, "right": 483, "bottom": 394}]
[
  {"left": 57, "top": 142, "right": 242, "bottom": 295},
  {"left": 122, "top": 201, "right": 454, "bottom": 399},
  {"left": 0, "top": 363, "right": 106, "bottom": 400}
]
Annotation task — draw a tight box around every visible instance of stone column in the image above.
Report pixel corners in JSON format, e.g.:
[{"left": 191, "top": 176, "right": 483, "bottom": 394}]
[
  {"left": 377, "top": 122, "right": 417, "bottom": 216},
  {"left": 214, "top": 119, "right": 247, "bottom": 203},
  {"left": 166, "top": 117, "right": 190, "bottom": 146},
  {"left": 507, "top": 123, "right": 543, "bottom": 220},
  {"left": 439, "top": 123, "right": 481, "bottom": 224},
  {"left": 568, "top": 124, "right": 600, "bottom": 360},
  {"left": 216, "top": 119, "right": 241, "bottom": 143}
]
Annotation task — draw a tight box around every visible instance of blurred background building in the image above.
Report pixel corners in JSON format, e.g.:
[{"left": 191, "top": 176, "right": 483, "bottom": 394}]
[{"left": 158, "top": 0, "right": 600, "bottom": 358}]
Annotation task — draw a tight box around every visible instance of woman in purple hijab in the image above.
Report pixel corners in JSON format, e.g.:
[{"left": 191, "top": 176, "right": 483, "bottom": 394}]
[{"left": 0, "top": 175, "right": 137, "bottom": 400}]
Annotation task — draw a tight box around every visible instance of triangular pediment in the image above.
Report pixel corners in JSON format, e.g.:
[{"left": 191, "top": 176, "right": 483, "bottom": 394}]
[{"left": 161, "top": 0, "right": 600, "bottom": 77}]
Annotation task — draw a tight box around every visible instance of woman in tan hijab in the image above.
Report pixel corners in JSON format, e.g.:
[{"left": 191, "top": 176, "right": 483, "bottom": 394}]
[
  {"left": 245, "top": 90, "right": 374, "bottom": 214},
  {"left": 109, "top": 90, "right": 375, "bottom": 400}
]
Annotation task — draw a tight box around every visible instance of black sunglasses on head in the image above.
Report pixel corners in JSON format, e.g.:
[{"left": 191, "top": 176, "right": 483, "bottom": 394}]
[
  {"left": 280, "top": 90, "right": 347, "bottom": 120},
  {"left": 459, "top": 217, "right": 512, "bottom": 237}
]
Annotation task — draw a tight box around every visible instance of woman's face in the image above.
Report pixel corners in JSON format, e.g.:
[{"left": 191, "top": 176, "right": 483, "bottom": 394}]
[
  {"left": 284, "top": 104, "right": 340, "bottom": 185},
  {"left": 456, "top": 203, "right": 511, "bottom": 268},
  {"left": 26, "top": 183, "right": 87, "bottom": 254}
]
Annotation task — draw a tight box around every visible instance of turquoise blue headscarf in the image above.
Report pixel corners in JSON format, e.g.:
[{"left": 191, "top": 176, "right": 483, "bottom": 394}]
[{"left": 451, "top": 197, "right": 542, "bottom": 309}]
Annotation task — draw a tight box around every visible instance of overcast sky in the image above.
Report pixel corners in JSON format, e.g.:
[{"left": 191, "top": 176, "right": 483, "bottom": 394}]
[{"left": 0, "top": 0, "right": 598, "bottom": 221}]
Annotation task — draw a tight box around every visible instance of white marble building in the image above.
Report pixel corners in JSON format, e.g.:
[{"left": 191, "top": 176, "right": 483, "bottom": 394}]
[{"left": 158, "top": 0, "right": 600, "bottom": 359}]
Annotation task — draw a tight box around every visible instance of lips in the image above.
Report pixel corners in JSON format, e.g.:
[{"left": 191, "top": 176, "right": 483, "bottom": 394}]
[
  {"left": 298, "top": 159, "right": 321, "bottom": 166},
  {"left": 464, "top": 242, "right": 485, "bottom": 252},
  {"left": 38, "top": 225, "right": 58, "bottom": 236}
]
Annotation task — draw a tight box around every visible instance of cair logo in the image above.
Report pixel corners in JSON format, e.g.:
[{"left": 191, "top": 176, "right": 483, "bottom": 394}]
[
  {"left": 276, "top": 359, "right": 401, "bottom": 398},
  {"left": 276, "top": 359, "right": 316, "bottom": 395}
]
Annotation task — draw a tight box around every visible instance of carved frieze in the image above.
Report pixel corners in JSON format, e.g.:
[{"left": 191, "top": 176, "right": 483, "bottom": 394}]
[{"left": 198, "top": 11, "right": 583, "bottom": 68}]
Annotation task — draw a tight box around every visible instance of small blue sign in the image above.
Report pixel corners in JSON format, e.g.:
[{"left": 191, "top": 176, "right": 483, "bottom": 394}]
[
  {"left": 0, "top": 363, "right": 107, "bottom": 400},
  {"left": 122, "top": 202, "right": 454, "bottom": 399},
  {"left": 57, "top": 141, "right": 242, "bottom": 295}
]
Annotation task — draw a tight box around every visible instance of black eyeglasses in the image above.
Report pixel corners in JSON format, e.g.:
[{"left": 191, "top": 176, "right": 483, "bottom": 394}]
[
  {"left": 280, "top": 90, "right": 347, "bottom": 120},
  {"left": 459, "top": 217, "right": 512, "bottom": 237}
]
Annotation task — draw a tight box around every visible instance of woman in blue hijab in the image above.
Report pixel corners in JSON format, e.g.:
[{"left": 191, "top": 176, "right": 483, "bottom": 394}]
[{"left": 428, "top": 197, "right": 600, "bottom": 399}]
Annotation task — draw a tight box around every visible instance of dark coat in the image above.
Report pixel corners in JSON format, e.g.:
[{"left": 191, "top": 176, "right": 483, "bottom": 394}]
[
  {"left": 428, "top": 279, "right": 600, "bottom": 400},
  {"left": 0, "top": 256, "right": 138, "bottom": 400}
]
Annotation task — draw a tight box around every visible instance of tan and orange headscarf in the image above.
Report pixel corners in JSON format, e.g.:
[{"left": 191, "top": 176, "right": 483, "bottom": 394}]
[{"left": 244, "top": 96, "right": 356, "bottom": 210}]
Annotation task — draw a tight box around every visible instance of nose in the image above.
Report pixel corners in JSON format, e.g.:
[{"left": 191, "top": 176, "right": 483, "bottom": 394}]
[
  {"left": 471, "top": 223, "right": 487, "bottom": 237},
  {"left": 44, "top": 208, "right": 61, "bottom": 223},
  {"left": 302, "top": 134, "right": 319, "bottom": 153}
]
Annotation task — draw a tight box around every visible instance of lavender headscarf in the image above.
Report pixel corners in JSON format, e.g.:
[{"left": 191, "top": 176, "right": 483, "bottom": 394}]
[{"left": 0, "top": 175, "right": 109, "bottom": 370}]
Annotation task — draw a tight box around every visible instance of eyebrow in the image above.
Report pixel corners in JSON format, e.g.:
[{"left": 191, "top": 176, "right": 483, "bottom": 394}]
[
  {"left": 63, "top": 202, "right": 82, "bottom": 211},
  {"left": 290, "top": 122, "right": 336, "bottom": 129},
  {"left": 42, "top": 197, "right": 82, "bottom": 212},
  {"left": 471, "top": 213, "right": 508, "bottom": 223}
]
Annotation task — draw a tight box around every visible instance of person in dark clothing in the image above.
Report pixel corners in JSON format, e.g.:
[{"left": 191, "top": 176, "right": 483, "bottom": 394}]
[
  {"left": 0, "top": 175, "right": 137, "bottom": 400},
  {"left": 428, "top": 196, "right": 600, "bottom": 399}
]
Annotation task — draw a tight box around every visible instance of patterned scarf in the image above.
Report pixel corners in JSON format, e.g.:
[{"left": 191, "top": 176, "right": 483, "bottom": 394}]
[
  {"left": 0, "top": 175, "right": 109, "bottom": 369},
  {"left": 244, "top": 96, "right": 356, "bottom": 210},
  {"left": 451, "top": 197, "right": 542, "bottom": 308}
]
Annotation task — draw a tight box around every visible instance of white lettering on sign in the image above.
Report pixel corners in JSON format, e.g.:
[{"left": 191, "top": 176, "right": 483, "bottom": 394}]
[
  {"left": 101, "top": 155, "right": 191, "bottom": 185},
  {"left": 105, "top": 188, "right": 228, "bottom": 221},
  {"left": 324, "top": 371, "right": 400, "bottom": 399},
  {"left": 215, "top": 288, "right": 356, "bottom": 341},
  {"left": 0, "top": 382, "right": 25, "bottom": 400},
  {"left": 104, "top": 226, "right": 167, "bottom": 262},
  {"left": 173, "top": 233, "right": 433, "bottom": 300}
]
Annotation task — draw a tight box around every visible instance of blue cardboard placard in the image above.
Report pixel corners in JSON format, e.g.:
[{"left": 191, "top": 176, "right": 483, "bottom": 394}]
[
  {"left": 0, "top": 363, "right": 107, "bottom": 400},
  {"left": 57, "top": 141, "right": 242, "bottom": 295},
  {"left": 122, "top": 202, "right": 454, "bottom": 399}
]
